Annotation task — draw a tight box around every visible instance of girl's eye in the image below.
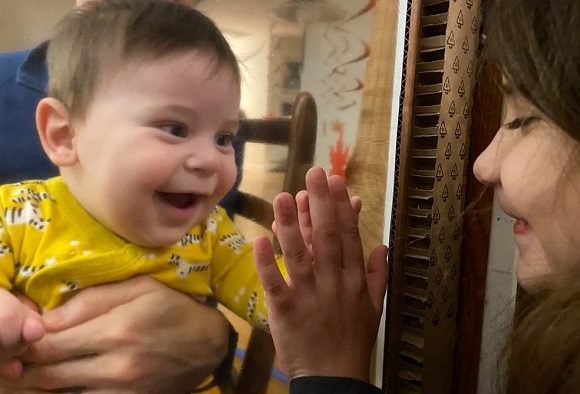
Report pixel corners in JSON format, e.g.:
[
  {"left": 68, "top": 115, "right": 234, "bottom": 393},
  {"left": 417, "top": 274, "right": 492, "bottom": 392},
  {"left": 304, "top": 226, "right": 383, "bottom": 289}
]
[
  {"left": 215, "top": 133, "right": 235, "bottom": 147},
  {"left": 159, "top": 123, "right": 188, "bottom": 138},
  {"left": 503, "top": 117, "right": 539, "bottom": 130}
]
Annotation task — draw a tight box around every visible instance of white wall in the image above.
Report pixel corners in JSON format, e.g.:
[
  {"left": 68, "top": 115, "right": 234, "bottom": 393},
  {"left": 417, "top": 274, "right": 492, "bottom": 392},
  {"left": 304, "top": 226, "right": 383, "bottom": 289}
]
[
  {"left": 225, "top": 32, "right": 271, "bottom": 170},
  {"left": 200, "top": 0, "right": 287, "bottom": 119},
  {"left": 477, "top": 195, "right": 518, "bottom": 394},
  {"left": 300, "top": 0, "right": 373, "bottom": 173},
  {"left": 201, "top": 1, "right": 279, "bottom": 170},
  {"left": 225, "top": 33, "right": 270, "bottom": 118}
]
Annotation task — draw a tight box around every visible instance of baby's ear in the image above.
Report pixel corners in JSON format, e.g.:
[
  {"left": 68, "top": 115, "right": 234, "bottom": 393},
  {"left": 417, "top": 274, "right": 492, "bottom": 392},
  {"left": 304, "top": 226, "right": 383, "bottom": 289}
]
[{"left": 36, "top": 98, "right": 78, "bottom": 167}]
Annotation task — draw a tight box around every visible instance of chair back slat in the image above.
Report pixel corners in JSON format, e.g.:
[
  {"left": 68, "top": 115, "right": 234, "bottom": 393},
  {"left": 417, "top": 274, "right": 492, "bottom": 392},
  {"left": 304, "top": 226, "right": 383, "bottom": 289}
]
[
  {"left": 234, "top": 192, "right": 274, "bottom": 231},
  {"left": 240, "top": 119, "right": 290, "bottom": 145}
]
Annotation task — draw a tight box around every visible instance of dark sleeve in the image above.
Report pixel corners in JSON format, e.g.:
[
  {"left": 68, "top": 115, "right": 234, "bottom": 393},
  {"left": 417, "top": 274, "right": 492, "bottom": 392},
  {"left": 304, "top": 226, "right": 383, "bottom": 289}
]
[{"left": 290, "top": 377, "right": 383, "bottom": 394}]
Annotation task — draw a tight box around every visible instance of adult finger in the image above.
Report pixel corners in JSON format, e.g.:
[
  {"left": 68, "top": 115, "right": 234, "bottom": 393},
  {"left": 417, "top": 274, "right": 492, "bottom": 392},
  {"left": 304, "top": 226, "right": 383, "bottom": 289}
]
[
  {"left": 0, "top": 300, "right": 42, "bottom": 363},
  {"left": 25, "top": 281, "right": 173, "bottom": 365},
  {"left": 272, "top": 193, "right": 313, "bottom": 285},
  {"left": 20, "top": 352, "right": 162, "bottom": 391},
  {"left": 23, "top": 314, "right": 117, "bottom": 364},
  {"left": 0, "top": 359, "right": 23, "bottom": 381},
  {"left": 1, "top": 388, "right": 56, "bottom": 394},
  {"left": 13, "top": 293, "right": 40, "bottom": 314},
  {"left": 27, "top": 278, "right": 163, "bottom": 363},
  {"left": 19, "top": 354, "right": 112, "bottom": 390},
  {"left": 0, "top": 379, "right": 52, "bottom": 394},
  {"left": 42, "top": 276, "right": 156, "bottom": 331},
  {"left": 327, "top": 174, "right": 364, "bottom": 274},
  {"left": 304, "top": 167, "right": 341, "bottom": 277},
  {"left": 23, "top": 338, "right": 87, "bottom": 366},
  {"left": 366, "top": 245, "right": 389, "bottom": 315},
  {"left": 20, "top": 350, "right": 182, "bottom": 392}
]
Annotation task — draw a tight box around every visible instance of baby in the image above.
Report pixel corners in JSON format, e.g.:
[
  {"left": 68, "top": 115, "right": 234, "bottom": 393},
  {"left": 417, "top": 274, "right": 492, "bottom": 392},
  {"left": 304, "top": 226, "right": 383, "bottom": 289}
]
[{"left": 0, "top": 0, "right": 285, "bottom": 359}]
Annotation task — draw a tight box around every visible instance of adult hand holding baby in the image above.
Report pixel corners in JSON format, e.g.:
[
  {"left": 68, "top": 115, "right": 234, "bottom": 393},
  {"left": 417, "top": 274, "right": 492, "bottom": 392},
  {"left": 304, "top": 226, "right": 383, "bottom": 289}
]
[
  {"left": 0, "top": 291, "right": 44, "bottom": 380},
  {"left": 0, "top": 276, "right": 229, "bottom": 393}
]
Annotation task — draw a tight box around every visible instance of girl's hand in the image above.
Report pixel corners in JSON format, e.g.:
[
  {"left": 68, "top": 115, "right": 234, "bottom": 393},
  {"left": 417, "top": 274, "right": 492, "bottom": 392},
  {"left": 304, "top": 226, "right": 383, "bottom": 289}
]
[{"left": 255, "top": 166, "right": 388, "bottom": 382}]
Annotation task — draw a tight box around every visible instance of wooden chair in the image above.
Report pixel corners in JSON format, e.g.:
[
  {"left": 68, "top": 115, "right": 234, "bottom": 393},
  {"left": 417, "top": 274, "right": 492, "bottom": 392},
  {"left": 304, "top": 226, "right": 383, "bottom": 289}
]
[{"left": 225, "top": 91, "right": 317, "bottom": 394}]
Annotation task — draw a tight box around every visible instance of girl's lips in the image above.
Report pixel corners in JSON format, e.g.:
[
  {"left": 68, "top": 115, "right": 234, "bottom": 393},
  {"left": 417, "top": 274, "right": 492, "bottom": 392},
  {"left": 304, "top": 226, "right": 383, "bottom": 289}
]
[{"left": 514, "top": 219, "right": 530, "bottom": 235}]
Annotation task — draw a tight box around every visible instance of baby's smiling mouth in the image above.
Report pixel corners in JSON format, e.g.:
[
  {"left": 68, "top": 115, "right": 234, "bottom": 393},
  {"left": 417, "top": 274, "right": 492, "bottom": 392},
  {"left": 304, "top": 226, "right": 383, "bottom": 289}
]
[{"left": 157, "top": 192, "right": 200, "bottom": 209}]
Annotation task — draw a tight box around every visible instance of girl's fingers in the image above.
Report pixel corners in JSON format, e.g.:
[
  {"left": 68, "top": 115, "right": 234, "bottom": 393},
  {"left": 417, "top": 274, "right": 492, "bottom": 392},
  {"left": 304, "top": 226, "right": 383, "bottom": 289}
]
[
  {"left": 295, "top": 190, "right": 313, "bottom": 255},
  {"left": 271, "top": 221, "right": 278, "bottom": 237},
  {"left": 350, "top": 196, "right": 362, "bottom": 217},
  {"left": 366, "top": 245, "right": 389, "bottom": 314},
  {"left": 304, "top": 167, "right": 342, "bottom": 278},
  {"left": 327, "top": 175, "right": 364, "bottom": 274},
  {"left": 254, "top": 236, "right": 289, "bottom": 302},
  {"left": 271, "top": 193, "right": 313, "bottom": 285}
]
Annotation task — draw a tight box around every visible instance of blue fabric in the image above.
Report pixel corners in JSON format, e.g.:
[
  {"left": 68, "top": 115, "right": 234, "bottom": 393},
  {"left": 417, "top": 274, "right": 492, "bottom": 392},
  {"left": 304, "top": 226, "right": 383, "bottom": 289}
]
[
  {"left": 0, "top": 43, "right": 55, "bottom": 183},
  {"left": 0, "top": 43, "right": 243, "bottom": 217}
]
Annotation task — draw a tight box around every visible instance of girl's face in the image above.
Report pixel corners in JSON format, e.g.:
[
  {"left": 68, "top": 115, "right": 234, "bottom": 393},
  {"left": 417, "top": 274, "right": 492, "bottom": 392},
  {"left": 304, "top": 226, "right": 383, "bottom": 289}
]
[{"left": 473, "top": 92, "right": 580, "bottom": 290}]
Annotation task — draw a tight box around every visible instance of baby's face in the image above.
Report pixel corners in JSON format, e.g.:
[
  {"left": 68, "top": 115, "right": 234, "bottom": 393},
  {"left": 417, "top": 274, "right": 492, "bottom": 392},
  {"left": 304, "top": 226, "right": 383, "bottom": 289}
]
[{"left": 68, "top": 51, "right": 240, "bottom": 247}]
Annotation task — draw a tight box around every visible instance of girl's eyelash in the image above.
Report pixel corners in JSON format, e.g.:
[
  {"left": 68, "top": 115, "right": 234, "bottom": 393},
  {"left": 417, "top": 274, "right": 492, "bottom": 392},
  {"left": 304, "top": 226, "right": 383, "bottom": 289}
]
[{"left": 504, "top": 117, "right": 539, "bottom": 129}]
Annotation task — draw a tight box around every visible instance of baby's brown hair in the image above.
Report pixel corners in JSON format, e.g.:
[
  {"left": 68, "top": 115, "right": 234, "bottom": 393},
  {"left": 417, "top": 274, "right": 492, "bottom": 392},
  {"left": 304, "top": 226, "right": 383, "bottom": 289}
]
[{"left": 47, "top": 0, "right": 240, "bottom": 120}]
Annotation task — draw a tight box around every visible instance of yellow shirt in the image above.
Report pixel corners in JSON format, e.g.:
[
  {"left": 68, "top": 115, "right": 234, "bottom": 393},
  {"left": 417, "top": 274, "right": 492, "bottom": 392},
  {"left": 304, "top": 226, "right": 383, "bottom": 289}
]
[{"left": 0, "top": 177, "right": 282, "bottom": 330}]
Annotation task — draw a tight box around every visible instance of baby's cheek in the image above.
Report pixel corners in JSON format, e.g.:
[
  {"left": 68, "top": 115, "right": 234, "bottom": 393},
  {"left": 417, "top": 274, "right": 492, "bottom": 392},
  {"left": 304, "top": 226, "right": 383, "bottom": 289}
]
[
  {"left": 222, "top": 161, "right": 238, "bottom": 191},
  {"left": 137, "top": 163, "right": 174, "bottom": 190}
]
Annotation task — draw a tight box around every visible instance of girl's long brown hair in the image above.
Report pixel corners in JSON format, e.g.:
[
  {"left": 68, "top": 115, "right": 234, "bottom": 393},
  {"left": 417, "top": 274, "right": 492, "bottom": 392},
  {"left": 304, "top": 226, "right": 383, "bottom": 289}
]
[
  {"left": 484, "top": 0, "right": 580, "bottom": 392},
  {"left": 485, "top": 0, "right": 580, "bottom": 140},
  {"left": 503, "top": 284, "right": 580, "bottom": 393}
]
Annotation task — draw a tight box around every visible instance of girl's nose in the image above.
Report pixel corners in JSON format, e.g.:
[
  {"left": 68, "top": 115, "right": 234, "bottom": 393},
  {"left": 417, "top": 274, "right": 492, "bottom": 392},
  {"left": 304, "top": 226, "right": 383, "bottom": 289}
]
[{"left": 473, "top": 133, "right": 501, "bottom": 186}]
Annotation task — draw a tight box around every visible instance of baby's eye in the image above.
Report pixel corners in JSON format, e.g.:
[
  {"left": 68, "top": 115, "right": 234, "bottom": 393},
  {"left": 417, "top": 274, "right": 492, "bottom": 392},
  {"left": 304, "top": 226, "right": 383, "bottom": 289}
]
[
  {"left": 159, "top": 123, "right": 188, "bottom": 138},
  {"left": 215, "top": 133, "right": 235, "bottom": 147}
]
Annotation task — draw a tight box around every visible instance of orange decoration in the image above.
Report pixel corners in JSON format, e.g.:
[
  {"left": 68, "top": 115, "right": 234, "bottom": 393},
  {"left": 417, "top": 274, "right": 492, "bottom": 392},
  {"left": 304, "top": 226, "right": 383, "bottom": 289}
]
[{"left": 328, "top": 119, "right": 351, "bottom": 180}]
